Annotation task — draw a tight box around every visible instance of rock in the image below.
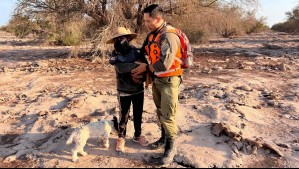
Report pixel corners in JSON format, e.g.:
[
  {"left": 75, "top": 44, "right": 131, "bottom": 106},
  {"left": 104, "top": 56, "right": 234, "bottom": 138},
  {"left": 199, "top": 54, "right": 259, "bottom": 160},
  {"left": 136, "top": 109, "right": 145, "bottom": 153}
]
[
  {"left": 246, "top": 145, "right": 252, "bottom": 154},
  {"left": 276, "top": 143, "right": 291, "bottom": 149},
  {"left": 215, "top": 90, "right": 226, "bottom": 99},
  {"left": 291, "top": 128, "right": 299, "bottom": 135},
  {"left": 253, "top": 105, "right": 262, "bottom": 109},
  {"left": 262, "top": 89, "right": 271, "bottom": 96},
  {"left": 211, "top": 123, "right": 241, "bottom": 138},
  {"left": 174, "top": 154, "right": 198, "bottom": 168},
  {"left": 277, "top": 63, "right": 287, "bottom": 71},
  {"left": 3, "top": 67, "right": 9, "bottom": 72},
  {"left": 100, "top": 91, "right": 107, "bottom": 96},
  {"left": 267, "top": 100, "right": 279, "bottom": 107},
  {"left": 251, "top": 146, "right": 258, "bottom": 155},
  {"left": 212, "top": 123, "right": 225, "bottom": 137},
  {"left": 245, "top": 52, "right": 262, "bottom": 57},
  {"left": 234, "top": 141, "right": 244, "bottom": 150},
  {"left": 67, "top": 96, "right": 86, "bottom": 109},
  {"left": 231, "top": 145, "right": 239, "bottom": 155},
  {"left": 263, "top": 142, "right": 284, "bottom": 157},
  {"left": 91, "top": 109, "right": 107, "bottom": 117},
  {"left": 12, "top": 144, "right": 27, "bottom": 151},
  {"left": 90, "top": 118, "right": 98, "bottom": 122},
  {"left": 238, "top": 63, "right": 246, "bottom": 69},
  {"left": 281, "top": 104, "right": 297, "bottom": 114},
  {"left": 38, "top": 111, "right": 48, "bottom": 117},
  {"left": 243, "top": 66, "right": 253, "bottom": 70},
  {"left": 59, "top": 91, "right": 69, "bottom": 97},
  {"left": 48, "top": 120, "right": 58, "bottom": 127},
  {"left": 35, "top": 61, "right": 49, "bottom": 68},
  {"left": 70, "top": 114, "right": 78, "bottom": 118},
  {"left": 202, "top": 67, "right": 212, "bottom": 74},
  {"left": 235, "top": 106, "right": 263, "bottom": 123},
  {"left": 291, "top": 144, "right": 299, "bottom": 151},
  {"left": 4, "top": 149, "right": 33, "bottom": 162},
  {"left": 193, "top": 105, "right": 199, "bottom": 110},
  {"left": 265, "top": 149, "right": 271, "bottom": 155},
  {"left": 201, "top": 105, "right": 218, "bottom": 119},
  {"left": 107, "top": 90, "right": 116, "bottom": 95},
  {"left": 1, "top": 149, "right": 17, "bottom": 158},
  {"left": 283, "top": 114, "right": 291, "bottom": 119},
  {"left": 262, "top": 43, "right": 283, "bottom": 50},
  {"left": 284, "top": 92, "right": 298, "bottom": 101},
  {"left": 240, "top": 85, "right": 252, "bottom": 92},
  {"left": 179, "top": 94, "right": 188, "bottom": 100},
  {"left": 212, "top": 66, "right": 224, "bottom": 71},
  {"left": 110, "top": 106, "right": 120, "bottom": 114},
  {"left": 244, "top": 138, "right": 263, "bottom": 148},
  {"left": 196, "top": 91, "right": 205, "bottom": 100}
]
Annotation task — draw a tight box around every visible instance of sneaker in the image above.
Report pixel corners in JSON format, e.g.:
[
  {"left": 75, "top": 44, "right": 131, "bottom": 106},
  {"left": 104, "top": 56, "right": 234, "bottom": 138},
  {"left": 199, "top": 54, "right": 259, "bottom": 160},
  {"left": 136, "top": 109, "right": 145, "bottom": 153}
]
[
  {"left": 133, "top": 135, "right": 149, "bottom": 146},
  {"left": 116, "top": 137, "right": 125, "bottom": 152}
]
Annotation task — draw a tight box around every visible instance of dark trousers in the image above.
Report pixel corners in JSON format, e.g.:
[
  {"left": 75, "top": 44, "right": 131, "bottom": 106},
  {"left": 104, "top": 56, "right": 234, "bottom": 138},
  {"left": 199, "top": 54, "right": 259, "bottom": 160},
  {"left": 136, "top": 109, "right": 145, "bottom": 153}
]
[{"left": 118, "top": 92, "right": 144, "bottom": 139}]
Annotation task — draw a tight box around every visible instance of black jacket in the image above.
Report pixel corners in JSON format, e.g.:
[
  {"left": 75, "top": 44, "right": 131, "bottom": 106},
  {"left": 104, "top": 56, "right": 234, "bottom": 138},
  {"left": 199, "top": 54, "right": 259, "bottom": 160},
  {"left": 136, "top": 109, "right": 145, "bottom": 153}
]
[{"left": 109, "top": 47, "right": 148, "bottom": 94}]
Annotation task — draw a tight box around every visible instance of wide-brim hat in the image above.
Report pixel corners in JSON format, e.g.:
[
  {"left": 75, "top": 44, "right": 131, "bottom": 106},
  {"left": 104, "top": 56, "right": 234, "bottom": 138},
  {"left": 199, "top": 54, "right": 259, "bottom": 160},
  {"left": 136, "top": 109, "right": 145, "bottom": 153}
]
[{"left": 106, "top": 27, "right": 137, "bottom": 44}]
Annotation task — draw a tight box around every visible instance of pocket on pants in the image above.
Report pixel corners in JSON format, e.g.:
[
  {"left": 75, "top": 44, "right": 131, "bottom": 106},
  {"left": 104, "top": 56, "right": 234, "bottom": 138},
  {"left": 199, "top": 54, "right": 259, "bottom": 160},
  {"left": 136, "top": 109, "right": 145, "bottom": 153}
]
[{"left": 164, "top": 96, "right": 178, "bottom": 119}]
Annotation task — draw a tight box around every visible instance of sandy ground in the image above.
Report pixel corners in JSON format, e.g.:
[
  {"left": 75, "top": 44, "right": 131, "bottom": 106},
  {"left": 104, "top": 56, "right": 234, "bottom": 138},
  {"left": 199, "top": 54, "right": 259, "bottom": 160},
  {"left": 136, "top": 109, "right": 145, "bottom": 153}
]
[{"left": 0, "top": 31, "right": 299, "bottom": 168}]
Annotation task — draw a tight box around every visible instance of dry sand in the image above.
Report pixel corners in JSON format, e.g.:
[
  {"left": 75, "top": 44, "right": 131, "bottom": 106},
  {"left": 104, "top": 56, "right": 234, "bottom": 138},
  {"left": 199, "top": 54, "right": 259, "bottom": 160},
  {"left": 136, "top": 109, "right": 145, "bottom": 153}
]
[{"left": 0, "top": 31, "right": 299, "bottom": 168}]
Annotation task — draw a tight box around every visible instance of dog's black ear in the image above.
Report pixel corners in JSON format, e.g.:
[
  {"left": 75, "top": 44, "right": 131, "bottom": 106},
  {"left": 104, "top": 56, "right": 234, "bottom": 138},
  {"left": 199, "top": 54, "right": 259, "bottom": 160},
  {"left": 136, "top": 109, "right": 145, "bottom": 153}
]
[{"left": 112, "top": 116, "right": 119, "bottom": 132}]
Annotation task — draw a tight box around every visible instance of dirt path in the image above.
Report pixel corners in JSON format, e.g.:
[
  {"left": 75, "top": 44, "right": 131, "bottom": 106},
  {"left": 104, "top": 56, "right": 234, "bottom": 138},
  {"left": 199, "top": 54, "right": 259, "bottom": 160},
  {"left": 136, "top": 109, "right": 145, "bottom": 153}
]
[{"left": 0, "top": 31, "right": 299, "bottom": 168}]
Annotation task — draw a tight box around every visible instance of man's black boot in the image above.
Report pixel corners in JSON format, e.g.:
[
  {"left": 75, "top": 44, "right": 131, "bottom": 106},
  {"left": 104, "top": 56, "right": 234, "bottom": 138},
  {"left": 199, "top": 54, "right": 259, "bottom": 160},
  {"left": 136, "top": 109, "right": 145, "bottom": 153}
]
[
  {"left": 149, "top": 127, "right": 166, "bottom": 150},
  {"left": 150, "top": 138, "right": 177, "bottom": 166}
]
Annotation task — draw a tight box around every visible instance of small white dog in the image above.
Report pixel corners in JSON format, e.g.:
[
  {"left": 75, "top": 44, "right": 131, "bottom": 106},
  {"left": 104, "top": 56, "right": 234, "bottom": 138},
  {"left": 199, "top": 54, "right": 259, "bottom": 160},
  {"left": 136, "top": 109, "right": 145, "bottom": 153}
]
[{"left": 66, "top": 117, "right": 118, "bottom": 162}]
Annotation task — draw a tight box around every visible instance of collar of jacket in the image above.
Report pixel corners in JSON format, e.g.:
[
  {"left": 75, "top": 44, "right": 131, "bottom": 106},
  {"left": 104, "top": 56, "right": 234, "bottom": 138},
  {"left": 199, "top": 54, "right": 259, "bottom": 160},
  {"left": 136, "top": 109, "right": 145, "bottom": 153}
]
[{"left": 152, "top": 22, "right": 167, "bottom": 35}]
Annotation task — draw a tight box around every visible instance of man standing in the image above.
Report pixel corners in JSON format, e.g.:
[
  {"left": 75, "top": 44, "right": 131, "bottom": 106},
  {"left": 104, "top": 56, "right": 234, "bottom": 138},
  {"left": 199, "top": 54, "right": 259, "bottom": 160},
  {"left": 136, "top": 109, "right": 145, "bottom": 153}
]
[{"left": 132, "top": 4, "right": 183, "bottom": 165}]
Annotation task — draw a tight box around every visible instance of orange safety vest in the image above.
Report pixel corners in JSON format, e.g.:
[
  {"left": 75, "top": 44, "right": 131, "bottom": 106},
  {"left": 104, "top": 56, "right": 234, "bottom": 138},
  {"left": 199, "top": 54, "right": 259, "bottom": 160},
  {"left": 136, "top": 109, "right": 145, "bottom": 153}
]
[{"left": 145, "top": 28, "right": 183, "bottom": 77}]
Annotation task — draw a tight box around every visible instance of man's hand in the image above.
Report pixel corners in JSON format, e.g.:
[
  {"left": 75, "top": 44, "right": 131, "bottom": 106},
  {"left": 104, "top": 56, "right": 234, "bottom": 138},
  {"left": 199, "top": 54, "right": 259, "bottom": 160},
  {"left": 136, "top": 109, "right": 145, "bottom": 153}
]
[
  {"left": 132, "top": 62, "right": 147, "bottom": 75},
  {"left": 132, "top": 77, "right": 142, "bottom": 84},
  {"left": 132, "top": 73, "right": 143, "bottom": 84},
  {"left": 131, "top": 73, "right": 143, "bottom": 79}
]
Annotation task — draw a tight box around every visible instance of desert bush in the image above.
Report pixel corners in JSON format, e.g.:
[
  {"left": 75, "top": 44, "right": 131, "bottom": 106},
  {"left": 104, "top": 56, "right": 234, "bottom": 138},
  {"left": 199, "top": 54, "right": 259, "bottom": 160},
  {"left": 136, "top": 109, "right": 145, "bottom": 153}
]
[
  {"left": 56, "top": 20, "right": 86, "bottom": 46},
  {"left": 0, "top": 26, "right": 8, "bottom": 32},
  {"left": 3, "top": 0, "right": 263, "bottom": 55},
  {"left": 4, "top": 15, "right": 37, "bottom": 38},
  {"left": 240, "top": 11, "right": 269, "bottom": 34},
  {"left": 245, "top": 20, "right": 269, "bottom": 34},
  {"left": 272, "top": 4, "right": 299, "bottom": 34},
  {"left": 170, "top": 4, "right": 267, "bottom": 41}
]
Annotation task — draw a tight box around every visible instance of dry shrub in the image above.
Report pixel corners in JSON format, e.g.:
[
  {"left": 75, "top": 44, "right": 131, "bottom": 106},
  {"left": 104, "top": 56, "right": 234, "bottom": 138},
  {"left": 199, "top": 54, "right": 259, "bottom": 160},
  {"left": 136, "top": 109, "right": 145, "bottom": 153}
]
[
  {"left": 272, "top": 20, "right": 299, "bottom": 34},
  {"left": 169, "top": 5, "right": 266, "bottom": 42},
  {"left": 4, "top": 0, "right": 266, "bottom": 53},
  {"left": 57, "top": 20, "right": 86, "bottom": 46},
  {"left": 3, "top": 15, "right": 38, "bottom": 38},
  {"left": 272, "top": 4, "right": 299, "bottom": 34}
]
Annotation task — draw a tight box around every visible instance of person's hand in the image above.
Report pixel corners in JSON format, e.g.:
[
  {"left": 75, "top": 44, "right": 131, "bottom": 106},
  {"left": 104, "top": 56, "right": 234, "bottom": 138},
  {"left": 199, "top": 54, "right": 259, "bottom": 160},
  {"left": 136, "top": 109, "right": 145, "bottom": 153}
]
[
  {"left": 109, "top": 56, "right": 118, "bottom": 65},
  {"left": 131, "top": 72, "right": 143, "bottom": 84},
  {"left": 132, "top": 77, "right": 142, "bottom": 84},
  {"left": 132, "top": 73, "right": 143, "bottom": 79},
  {"left": 132, "top": 62, "right": 147, "bottom": 75}
]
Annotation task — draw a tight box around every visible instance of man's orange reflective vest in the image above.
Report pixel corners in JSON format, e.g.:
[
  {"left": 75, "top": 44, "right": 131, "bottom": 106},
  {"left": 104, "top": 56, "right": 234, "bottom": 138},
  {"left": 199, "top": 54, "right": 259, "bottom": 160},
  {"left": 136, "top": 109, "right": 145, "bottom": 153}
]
[{"left": 145, "top": 27, "right": 183, "bottom": 77}]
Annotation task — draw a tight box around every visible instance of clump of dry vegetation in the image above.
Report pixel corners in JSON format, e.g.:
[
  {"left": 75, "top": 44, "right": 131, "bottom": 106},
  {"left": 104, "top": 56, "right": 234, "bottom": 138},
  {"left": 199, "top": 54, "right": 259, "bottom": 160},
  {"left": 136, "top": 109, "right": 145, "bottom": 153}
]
[
  {"left": 272, "top": 3, "right": 299, "bottom": 34},
  {"left": 1, "top": 0, "right": 268, "bottom": 52}
]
